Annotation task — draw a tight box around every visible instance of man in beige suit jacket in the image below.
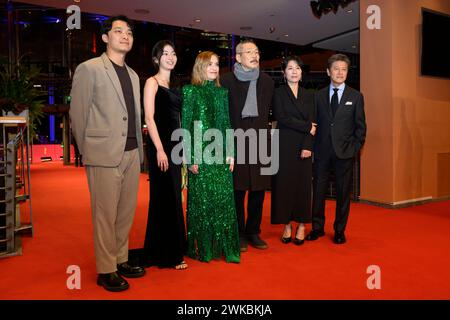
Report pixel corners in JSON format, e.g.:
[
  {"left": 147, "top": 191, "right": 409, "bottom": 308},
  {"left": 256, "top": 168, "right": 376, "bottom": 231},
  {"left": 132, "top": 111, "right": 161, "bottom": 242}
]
[{"left": 70, "top": 15, "right": 145, "bottom": 292}]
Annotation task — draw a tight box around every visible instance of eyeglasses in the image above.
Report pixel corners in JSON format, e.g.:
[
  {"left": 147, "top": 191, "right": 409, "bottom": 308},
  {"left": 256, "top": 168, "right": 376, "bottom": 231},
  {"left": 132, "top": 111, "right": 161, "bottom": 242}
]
[{"left": 237, "top": 49, "right": 261, "bottom": 56}]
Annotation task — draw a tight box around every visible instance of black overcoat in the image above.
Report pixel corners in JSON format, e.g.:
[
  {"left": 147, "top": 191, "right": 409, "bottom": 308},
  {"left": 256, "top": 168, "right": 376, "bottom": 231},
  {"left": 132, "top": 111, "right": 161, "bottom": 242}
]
[
  {"left": 271, "top": 85, "right": 315, "bottom": 224},
  {"left": 220, "top": 72, "right": 275, "bottom": 191}
]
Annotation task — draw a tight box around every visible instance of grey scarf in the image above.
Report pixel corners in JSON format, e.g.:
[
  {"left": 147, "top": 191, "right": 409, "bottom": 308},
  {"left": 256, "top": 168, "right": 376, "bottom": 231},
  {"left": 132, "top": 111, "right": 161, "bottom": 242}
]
[{"left": 233, "top": 62, "right": 259, "bottom": 118}]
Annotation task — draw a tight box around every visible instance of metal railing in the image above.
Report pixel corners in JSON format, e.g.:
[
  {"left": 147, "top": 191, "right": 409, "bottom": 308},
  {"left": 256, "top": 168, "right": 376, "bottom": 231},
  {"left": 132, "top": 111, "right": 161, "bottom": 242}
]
[{"left": 0, "top": 117, "right": 33, "bottom": 257}]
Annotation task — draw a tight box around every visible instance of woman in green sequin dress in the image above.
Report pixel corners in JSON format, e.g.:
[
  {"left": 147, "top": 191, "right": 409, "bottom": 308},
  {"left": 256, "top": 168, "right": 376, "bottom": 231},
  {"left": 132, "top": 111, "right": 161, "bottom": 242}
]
[{"left": 181, "top": 51, "right": 240, "bottom": 263}]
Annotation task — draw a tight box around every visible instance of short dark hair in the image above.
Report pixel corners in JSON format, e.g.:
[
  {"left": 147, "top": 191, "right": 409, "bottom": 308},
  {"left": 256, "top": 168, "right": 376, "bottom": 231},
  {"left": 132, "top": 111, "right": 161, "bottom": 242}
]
[
  {"left": 281, "top": 55, "right": 303, "bottom": 71},
  {"left": 151, "top": 40, "right": 176, "bottom": 70},
  {"left": 327, "top": 54, "right": 350, "bottom": 69},
  {"left": 101, "top": 15, "right": 133, "bottom": 35}
]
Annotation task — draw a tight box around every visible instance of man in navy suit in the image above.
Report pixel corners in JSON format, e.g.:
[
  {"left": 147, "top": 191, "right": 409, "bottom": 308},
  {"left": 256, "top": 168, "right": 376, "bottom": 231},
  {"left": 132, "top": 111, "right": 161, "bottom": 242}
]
[{"left": 306, "top": 54, "right": 366, "bottom": 244}]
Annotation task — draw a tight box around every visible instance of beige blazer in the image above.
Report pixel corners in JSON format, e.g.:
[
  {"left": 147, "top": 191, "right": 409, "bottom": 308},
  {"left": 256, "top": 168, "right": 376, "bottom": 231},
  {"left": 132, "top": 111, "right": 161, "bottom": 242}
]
[{"left": 69, "top": 53, "right": 144, "bottom": 167}]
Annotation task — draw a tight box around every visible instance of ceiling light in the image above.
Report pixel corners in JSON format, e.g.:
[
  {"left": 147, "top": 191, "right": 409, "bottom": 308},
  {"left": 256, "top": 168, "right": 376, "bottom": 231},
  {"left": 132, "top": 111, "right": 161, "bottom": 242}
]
[
  {"left": 284, "top": 34, "right": 289, "bottom": 37},
  {"left": 194, "top": 19, "right": 201, "bottom": 23}
]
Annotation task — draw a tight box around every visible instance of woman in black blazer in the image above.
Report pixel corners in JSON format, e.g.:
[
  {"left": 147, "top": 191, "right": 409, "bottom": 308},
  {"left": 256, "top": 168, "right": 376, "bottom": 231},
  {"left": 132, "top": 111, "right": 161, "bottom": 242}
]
[{"left": 271, "top": 56, "right": 316, "bottom": 245}]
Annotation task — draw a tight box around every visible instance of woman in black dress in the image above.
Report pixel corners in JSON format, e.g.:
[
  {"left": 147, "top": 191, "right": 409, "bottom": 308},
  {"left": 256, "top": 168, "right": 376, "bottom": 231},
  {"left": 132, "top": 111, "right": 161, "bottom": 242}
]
[
  {"left": 271, "top": 56, "right": 316, "bottom": 245},
  {"left": 131, "top": 40, "right": 187, "bottom": 269}
]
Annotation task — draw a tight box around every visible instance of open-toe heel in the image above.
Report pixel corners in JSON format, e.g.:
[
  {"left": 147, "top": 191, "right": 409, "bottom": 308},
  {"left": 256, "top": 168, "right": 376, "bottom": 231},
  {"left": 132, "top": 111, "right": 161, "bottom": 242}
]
[{"left": 175, "top": 261, "right": 188, "bottom": 270}]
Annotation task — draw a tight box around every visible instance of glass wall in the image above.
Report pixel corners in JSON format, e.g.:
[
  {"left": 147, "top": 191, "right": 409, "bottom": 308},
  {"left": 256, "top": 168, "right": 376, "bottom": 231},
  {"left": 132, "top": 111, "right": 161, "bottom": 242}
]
[{"left": 1, "top": 1, "right": 360, "bottom": 144}]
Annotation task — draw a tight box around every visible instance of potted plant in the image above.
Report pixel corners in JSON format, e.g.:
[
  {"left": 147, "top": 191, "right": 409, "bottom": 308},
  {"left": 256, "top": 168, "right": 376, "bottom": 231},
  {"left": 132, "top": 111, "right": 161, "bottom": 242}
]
[{"left": 0, "top": 57, "right": 45, "bottom": 136}]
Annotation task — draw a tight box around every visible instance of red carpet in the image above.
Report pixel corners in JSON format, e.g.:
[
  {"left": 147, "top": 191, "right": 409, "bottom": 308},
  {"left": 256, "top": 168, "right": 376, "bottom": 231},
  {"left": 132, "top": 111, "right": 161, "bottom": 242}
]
[{"left": 1, "top": 162, "right": 450, "bottom": 300}]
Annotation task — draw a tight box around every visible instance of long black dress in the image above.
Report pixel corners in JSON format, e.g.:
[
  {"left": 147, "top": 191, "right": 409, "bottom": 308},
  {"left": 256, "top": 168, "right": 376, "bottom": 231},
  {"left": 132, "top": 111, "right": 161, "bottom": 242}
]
[
  {"left": 130, "top": 85, "right": 186, "bottom": 268},
  {"left": 271, "top": 85, "right": 315, "bottom": 224}
]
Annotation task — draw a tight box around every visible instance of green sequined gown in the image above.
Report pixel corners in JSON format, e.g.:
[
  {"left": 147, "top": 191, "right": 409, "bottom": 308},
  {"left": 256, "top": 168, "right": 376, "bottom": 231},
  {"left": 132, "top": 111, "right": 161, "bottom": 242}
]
[{"left": 181, "top": 81, "right": 240, "bottom": 263}]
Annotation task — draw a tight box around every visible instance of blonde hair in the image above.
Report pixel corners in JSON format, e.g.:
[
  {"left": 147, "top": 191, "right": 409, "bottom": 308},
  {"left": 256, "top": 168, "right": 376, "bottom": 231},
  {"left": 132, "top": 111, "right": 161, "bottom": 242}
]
[{"left": 191, "top": 51, "right": 220, "bottom": 86}]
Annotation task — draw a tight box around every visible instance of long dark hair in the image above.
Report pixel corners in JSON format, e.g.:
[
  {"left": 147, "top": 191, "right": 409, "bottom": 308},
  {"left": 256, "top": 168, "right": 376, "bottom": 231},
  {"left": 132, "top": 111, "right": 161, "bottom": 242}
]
[{"left": 151, "top": 40, "right": 175, "bottom": 71}]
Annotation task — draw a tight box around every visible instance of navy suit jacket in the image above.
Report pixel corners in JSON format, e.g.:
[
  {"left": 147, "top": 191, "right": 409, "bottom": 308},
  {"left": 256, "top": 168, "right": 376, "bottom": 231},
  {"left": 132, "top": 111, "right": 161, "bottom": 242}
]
[{"left": 314, "top": 85, "right": 366, "bottom": 160}]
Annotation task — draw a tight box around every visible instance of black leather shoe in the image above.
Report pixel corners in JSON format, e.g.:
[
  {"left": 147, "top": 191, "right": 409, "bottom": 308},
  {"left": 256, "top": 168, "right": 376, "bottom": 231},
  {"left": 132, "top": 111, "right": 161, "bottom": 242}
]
[
  {"left": 293, "top": 238, "right": 304, "bottom": 246},
  {"left": 97, "top": 272, "right": 129, "bottom": 292},
  {"left": 247, "top": 235, "right": 268, "bottom": 249},
  {"left": 239, "top": 237, "right": 248, "bottom": 252},
  {"left": 305, "top": 229, "right": 325, "bottom": 241},
  {"left": 117, "top": 262, "right": 145, "bottom": 278},
  {"left": 333, "top": 232, "right": 346, "bottom": 244}
]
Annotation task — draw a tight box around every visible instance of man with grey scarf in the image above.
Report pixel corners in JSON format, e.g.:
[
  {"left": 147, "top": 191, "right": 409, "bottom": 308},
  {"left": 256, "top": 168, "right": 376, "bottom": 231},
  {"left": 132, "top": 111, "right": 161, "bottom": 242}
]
[{"left": 221, "top": 39, "right": 275, "bottom": 252}]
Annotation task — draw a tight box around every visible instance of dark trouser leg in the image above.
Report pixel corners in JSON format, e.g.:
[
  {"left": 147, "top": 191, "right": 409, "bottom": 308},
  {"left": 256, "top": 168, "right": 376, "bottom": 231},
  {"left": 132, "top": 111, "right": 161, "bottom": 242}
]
[
  {"left": 246, "top": 190, "right": 265, "bottom": 235},
  {"left": 234, "top": 190, "right": 246, "bottom": 237},
  {"left": 312, "top": 154, "right": 332, "bottom": 231},
  {"left": 333, "top": 156, "right": 353, "bottom": 233}
]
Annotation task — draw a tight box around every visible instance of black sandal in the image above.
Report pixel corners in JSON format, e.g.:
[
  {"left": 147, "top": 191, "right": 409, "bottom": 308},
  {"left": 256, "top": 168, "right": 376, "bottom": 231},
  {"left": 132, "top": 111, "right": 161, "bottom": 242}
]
[{"left": 174, "top": 261, "right": 188, "bottom": 270}]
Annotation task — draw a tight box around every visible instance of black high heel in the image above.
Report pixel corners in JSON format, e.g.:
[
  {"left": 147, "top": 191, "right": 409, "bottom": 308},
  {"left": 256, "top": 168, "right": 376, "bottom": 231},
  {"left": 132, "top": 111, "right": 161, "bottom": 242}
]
[
  {"left": 294, "top": 224, "right": 305, "bottom": 246},
  {"left": 281, "top": 225, "right": 292, "bottom": 244},
  {"left": 281, "top": 235, "right": 292, "bottom": 244}
]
